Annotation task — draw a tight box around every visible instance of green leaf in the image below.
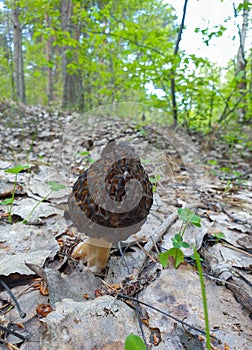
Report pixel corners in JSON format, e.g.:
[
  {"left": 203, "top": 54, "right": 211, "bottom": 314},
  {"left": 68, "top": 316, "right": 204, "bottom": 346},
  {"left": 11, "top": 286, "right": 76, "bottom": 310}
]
[
  {"left": 159, "top": 251, "right": 169, "bottom": 268},
  {"left": 178, "top": 207, "right": 193, "bottom": 222},
  {"left": 232, "top": 171, "right": 242, "bottom": 177},
  {"left": 141, "top": 159, "right": 151, "bottom": 164},
  {"left": 178, "top": 208, "right": 201, "bottom": 227},
  {"left": 78, "top": 151, "right": 90, "bottom": 156},
  {"left": 0, "top": 198, "right": 14, "bottom": 205},
  {"left": 87, "top": 157, "right": 95, "bottom": 163},
  {"left": 190, "top": 214, "right": 201, "bottom": 227},
  {"left": 190, "top": 252, "right": 203, "bottom": 262},
  {"left": 208, "top": 159, "right": 218, "bottom": 166},
  {"left": 138, "top": 129, "right": 148, "bottom": 137},
  {"left": 181, "top": 241, "right": 190, "bottom": 248},
  {"left": 47, "top": 181, "right": 66, "bottom": 191},
  {"left": 125, "top": 334, "right": 146, "bottom": 350},
  {"left": 211, "top": 170, "right": 218, "bottom": 176},
  {"left": 220, "top": 167, "right": 230, "bottom": 173},
  {"left": 172, "top": 234, "right": 183, "bottom": 248},
  {"left": 150, "top": 175, "right": 160, "bottom": 192},
  {"left": 159, "top": 248, "right": 185, "bottom": 268},
  {"left": 169, "top": 248, "right": 185, "bottom": 268},
  {"left": 212, "top": 232, "right": 225, "bottom": 240},
  {"left": 174, "top": 234, "right": 182, "bottom": 242},
  {"left": 4, "top": 164, "right": 29, "bottom": 174}
]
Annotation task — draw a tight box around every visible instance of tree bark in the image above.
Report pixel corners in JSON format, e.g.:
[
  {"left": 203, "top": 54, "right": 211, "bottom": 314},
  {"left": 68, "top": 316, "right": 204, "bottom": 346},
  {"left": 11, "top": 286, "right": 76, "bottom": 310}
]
[
  {"left": 12, "top": 1, "right": 26, "bottom": 104},
  {"left": 45, "top": 14, "right": 54, "bottom": 103},
  {"left": 170, "top": 0, "right": 189, "bottom": 124},
  {"left": 61, "top": 0, "right": 84, "bottom": 110},
  {"left": 234, "top": 0, "right": 249, "bottom": 122}
]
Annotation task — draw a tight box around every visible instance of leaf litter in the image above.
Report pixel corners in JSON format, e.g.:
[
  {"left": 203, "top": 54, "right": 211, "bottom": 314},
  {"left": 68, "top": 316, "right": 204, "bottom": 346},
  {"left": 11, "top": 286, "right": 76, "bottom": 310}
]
[{"left": 0, "top": 101, "right": 251, "bottom": 349}]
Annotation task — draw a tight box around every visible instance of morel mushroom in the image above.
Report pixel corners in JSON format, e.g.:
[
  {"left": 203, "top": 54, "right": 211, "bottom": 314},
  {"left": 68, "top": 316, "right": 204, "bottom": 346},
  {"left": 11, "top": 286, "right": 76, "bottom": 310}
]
[{"left": 68, "top": 141, "right": 153, "bottom": 272}]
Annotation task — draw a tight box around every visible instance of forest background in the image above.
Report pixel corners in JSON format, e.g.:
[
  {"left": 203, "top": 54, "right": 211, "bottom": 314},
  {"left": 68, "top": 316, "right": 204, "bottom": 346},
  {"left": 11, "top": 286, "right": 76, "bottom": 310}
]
[{"left": 0, "top": 0, "right": 251, "bottom": 138}]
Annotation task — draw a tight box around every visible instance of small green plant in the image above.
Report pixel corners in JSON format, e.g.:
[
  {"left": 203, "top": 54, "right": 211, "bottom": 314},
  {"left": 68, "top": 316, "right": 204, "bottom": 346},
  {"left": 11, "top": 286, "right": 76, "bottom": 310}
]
[
  {"left": 159, "top": 209, "right": 211, "bottom": 349},
  {"left": 190, "top": 251, "right": 204, "bottom": 262},
  {"left": 223, "top": 179, "right": 232, "bottom": 195},
  {"left": 224, "top": 133, "right": 236, "bottom": 173},
  {"left": 207, "top": 159, "right": 218, "bottom": 176},
  {"left": 222, "top": 132, "right": 240, "bottom": 193},
  {"left": 159, "top": 207, "right": 201, "bottom": 268},
  {"left": 207, "top": 159, "right": 218, "bottom": 166},
  {"left": 22, "top": 181, "right": 66, "bottom": 224},
  {"left": 140, "top": 158, "right": 151, "bottom": 165},
  {"left": 125, "top": 334, "right": 146, "bottom": 350},
  {"left": 134, "top": 122, "right": 149, "bottom": 137},
  {"left": 77, "top": 151, "right": 95, "bottom": 164},
  {"left": 137, "top": 129, "right": 148, "bottom": 137},
  {"left": 26, "top": 132, "right": 37, "bottom": 163},
  {"left": 0, "top": 164, "right": 30, "bottom": 223},
  {"left": 212, "top": 231, "right": 225, "bottom": 243},
  {"left": 150, "top": 174, "right": 160, "bottom": 193}
]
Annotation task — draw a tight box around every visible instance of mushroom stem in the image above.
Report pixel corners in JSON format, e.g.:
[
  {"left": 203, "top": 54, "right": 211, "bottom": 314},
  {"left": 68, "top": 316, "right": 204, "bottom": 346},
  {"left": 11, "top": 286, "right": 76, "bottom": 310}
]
[{"left": 72, "top": 237, "right": 112, "bottom": 273}]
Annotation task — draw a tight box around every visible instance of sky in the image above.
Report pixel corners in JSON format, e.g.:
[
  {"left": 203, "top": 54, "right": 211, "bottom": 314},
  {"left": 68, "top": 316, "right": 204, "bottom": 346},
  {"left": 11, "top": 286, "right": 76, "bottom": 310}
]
[
  {"left": 167, "top": 0, "right": 251, "bottom": 66},
  {"left": 145, "top": 0, "right": 251, "bottom": 97}
]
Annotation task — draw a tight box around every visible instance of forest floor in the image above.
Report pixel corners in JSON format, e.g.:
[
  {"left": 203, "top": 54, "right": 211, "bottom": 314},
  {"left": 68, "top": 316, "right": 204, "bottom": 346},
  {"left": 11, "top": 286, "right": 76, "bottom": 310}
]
[{"left": 0, "top": 100, "right": 251, "bottom": 350}]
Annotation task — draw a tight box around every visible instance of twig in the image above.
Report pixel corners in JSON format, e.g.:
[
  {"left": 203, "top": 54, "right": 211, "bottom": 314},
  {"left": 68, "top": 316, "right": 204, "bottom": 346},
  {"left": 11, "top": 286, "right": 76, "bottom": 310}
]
[
  {"left": 136, "top": 241, "right": 157, "bottom": 263},
  {"left": 4, "top": 342, "right": 20, "bottom": 350},
  {"left": 220, "top": 241, "right": 252, "bottom": 258},
  {"left": 0, "top": 325, "right": 27, "bottom": 341},
  {"left": 118, "top": 242, "right": 130, "bottom": 275},
  {"left": 117, "top": 293, "right": 219, "bottom": 342},
  {"left": 135, "top": 297, "right": 148, "bottom": 349},
  {"left": 0, "top": 281, "right": 26, "bottom": 319},
  {"left": 15, "top": 282, "right": 39, "bottom": 299}
]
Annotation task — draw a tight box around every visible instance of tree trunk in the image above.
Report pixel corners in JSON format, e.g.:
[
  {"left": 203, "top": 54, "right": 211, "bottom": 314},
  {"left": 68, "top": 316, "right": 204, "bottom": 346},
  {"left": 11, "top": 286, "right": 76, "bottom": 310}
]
[
  {"left": 235, "top": 0, "right": 249, "bottom": 122},
  {"left": 170, "top": 0, "right": 189, "bottom": 124},
  {"left": 12, "top": 2, "right": 26, "bottom": 104},
  {"left": 45, "top": 14, "right": 54, "bottom": 103},
  {"left": 61, "top": 0, "right": 83, "bottom": 110}
]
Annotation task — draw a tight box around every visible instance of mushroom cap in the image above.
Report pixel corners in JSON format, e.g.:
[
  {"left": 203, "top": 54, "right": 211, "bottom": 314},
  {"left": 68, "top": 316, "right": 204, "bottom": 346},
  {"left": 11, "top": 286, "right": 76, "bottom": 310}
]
[{"left": 68, "top": 141, "right": 153, "bottom": 245}]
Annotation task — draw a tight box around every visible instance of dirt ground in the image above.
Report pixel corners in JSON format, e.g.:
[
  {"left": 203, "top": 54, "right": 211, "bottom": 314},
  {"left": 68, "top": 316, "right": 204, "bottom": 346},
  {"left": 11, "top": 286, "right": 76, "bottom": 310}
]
[{"left": 0, "top": 101, "right": 251, "bottom": 350}]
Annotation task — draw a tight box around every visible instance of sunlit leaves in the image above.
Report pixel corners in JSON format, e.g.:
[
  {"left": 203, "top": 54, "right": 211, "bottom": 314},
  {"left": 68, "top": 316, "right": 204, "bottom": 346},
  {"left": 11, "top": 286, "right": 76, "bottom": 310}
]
[{"left": 195, "top": 25, "right": 227, "bottom": 46}]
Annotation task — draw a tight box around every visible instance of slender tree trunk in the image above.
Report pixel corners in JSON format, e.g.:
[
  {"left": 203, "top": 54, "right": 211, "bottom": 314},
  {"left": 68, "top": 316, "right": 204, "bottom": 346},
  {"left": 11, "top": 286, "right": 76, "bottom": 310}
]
[
  {"left": 61, "top": 0, "right": 71, "bottom": 108},
  {"left": 170, "top": 0, "right": 188, "bottom": 124},
  {"left": 234, "top": 0, "right": 249, "bottom": 122},
  {"left": 45, "top": 14, "right": 54, "bottom": 103},
  {"left": 12, "top": 1, "right": 26, "bottom": 103},
  {"left": 4, "top": 7, "right": 16, "bottom": 99},
  {"left": 61, "top": 0, "right": 83, "bottom": 110}
]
